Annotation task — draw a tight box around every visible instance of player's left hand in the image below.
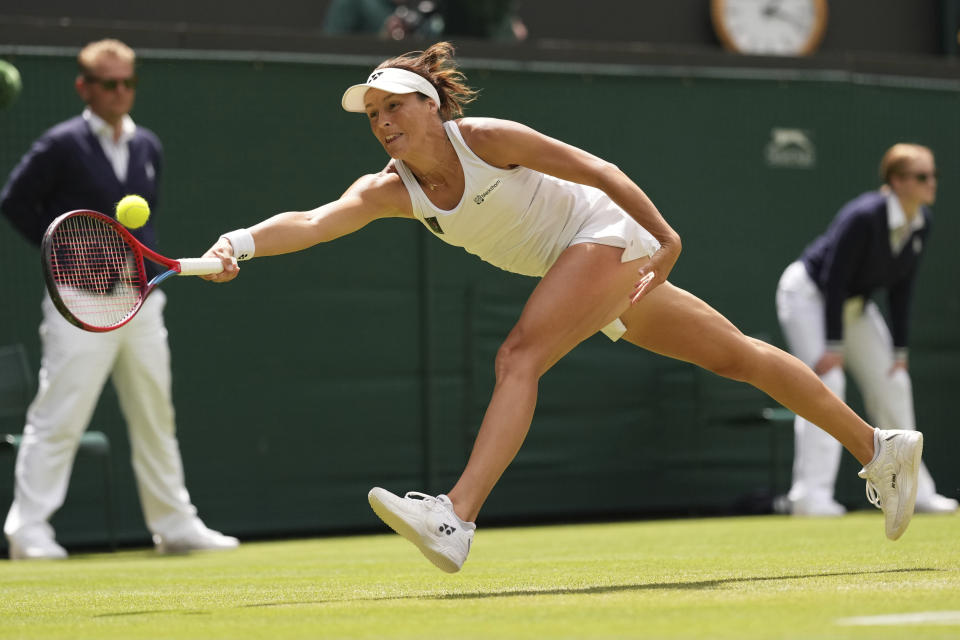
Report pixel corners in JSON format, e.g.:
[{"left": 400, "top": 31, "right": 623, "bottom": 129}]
[{"left": 631, "top": 236, "right": 680, "bottom": 304}]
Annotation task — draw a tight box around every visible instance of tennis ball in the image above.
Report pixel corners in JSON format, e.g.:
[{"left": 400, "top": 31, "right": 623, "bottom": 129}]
[
  {"left": 116, "top": 195, "right": 151, "bottom": 229},
  {"left": 0, "top": 59, "right": 22, "bottom": 110}
]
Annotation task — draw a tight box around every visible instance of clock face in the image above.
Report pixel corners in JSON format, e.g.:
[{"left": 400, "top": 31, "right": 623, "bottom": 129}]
[{"left": 712, "top": 0, "right": 828, "bottom": 56}]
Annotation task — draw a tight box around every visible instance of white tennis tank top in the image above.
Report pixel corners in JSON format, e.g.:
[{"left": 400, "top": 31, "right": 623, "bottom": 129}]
[{"left": 395, "top": 120, "right": 660, "bottom": 278}]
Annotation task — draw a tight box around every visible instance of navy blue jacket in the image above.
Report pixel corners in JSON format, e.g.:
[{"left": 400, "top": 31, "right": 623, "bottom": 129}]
[
  {"left": 1, "top": 114, "right": 163, "bottom": 276},
  {"left": 800, "top": 190, "right": 931, "bottom": 350}
]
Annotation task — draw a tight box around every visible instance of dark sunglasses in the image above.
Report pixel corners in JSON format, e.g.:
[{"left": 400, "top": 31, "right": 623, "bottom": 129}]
[
  {"left": 84, "top": 75, "right": 138, "bottom": 90},
  {"left": 907, "top": 170, "right": 938, "bottom": 183}
]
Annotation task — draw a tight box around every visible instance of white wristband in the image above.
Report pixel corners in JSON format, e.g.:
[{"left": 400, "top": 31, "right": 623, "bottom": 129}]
[{"left": 220, "top": 229, "right": 255, "bottom": 261}]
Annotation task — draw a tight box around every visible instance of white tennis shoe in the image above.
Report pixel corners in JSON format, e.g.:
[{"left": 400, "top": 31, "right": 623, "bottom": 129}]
[
  {"left": 153, "top": 521, "right": 239, "bottom": 554},
  {"left": 368, "top": 488, "right": 475, "bottom": 573},
  {"left": 858, "top": 429, "right": 923, "bottom": 540},
  {"left": 7, "top": 525, "right": 67, "bottom": 560},
  {"left": 915, "top": 493, "right": 959, "bottom": 514}
]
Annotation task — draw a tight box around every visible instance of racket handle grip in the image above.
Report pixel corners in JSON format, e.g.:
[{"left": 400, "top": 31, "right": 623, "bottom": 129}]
[{"left": 177, "top": 257, "right": 225, "bottom": 276}]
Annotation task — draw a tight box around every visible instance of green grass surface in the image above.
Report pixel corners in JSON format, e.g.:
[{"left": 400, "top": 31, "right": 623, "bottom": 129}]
[{"left": 2, "top": 512, "right": 958, "bottom": 639}]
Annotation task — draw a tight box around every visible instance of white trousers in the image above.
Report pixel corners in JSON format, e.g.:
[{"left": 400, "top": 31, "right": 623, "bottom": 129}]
[
  {"left": 775, "top": 261, "right": 938, "bottom": 505},
  {"left": 4, "top": 290, "right": 200, "bottom": 541}
]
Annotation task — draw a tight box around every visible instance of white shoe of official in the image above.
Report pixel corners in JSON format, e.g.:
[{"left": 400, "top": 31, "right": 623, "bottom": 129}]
[
  {"left": 915, "top": 493, "right": 959, "bottom": 514},
  {"left": 7, "top": 526, "right": 68, "bottom": 560},
  {"left": 368, "top": 488, "right": 475, "bottom": 573},
  {"left": 790, "top": 496, "right": 847, "bottom": 517},
  {"left": 858, "top": 429, "right": 923, "bottom": 540},
  {"left": 153, "top": 522, "right": 239, "bottom": 554}
]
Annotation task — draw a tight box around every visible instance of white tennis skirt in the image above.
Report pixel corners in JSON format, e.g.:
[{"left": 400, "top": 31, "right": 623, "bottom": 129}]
[{"left": 568, "top": 209, "right": 661, "bottom": 341}]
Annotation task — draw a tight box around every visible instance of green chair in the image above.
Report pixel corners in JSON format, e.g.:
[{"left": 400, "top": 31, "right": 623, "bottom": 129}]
[{"left": 0, "top": 343, "right": 116, "bottom": 550}]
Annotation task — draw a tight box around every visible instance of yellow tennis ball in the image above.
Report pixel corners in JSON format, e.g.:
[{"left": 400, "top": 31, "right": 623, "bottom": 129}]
[
  {"left": 0, "top": 59, "right": 22, "bottom": 110},
  {"left": 116, "top": 195, "right": 150, "bottom": 229}
]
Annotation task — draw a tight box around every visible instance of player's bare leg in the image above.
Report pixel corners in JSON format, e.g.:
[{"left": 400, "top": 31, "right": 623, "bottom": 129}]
[
  {"left": 446, "top": 243, "right": 646, "bottom": 522},
  {"left": 618, "top": 283, "right": 875, "bottom": 463},
  {"left": 619, "top": 283, "right": 922, "bottom": 540},
  {"left": 369, "top": 243, "right": 644, "bottom": 571}
]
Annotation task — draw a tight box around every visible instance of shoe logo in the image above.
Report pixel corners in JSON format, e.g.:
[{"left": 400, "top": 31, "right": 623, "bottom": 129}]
[
  {"left": 891, "top": 473, "right": 897, "bottom": 489},
  {"left": 438, "top": 523, "right": 456, "bottom": 535}
]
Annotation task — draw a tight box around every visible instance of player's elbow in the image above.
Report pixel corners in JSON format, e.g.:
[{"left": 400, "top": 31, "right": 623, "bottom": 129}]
[
  {"left": 590, "top": 160, "right": 625, "bottom": 190},
  {"left": 664, "top": 229, "right": 682, "bottom": 253}
]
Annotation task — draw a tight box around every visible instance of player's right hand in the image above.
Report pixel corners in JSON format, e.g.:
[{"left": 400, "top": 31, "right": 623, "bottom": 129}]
[{"left": 201, "top": 237, "right": 240, "bottom": 283}]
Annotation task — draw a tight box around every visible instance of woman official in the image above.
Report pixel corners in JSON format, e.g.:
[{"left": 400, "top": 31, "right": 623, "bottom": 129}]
[{"left": 777, "top": 143, "right": 955, "bottom": 517}]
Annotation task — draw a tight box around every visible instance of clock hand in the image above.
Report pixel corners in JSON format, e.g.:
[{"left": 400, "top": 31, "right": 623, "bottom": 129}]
[
  {"left": 762, "top": 0, "right": 785, "bottom": 17},
  {"left": 768, "top": 10, "right": 808, "bottom": 30},
  {"left": 762, "top": 0, "right": 808, "bottom": 30}
]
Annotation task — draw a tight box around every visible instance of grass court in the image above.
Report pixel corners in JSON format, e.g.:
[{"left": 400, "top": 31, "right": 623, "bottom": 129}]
[{"left": 2, "top": 511, "right": 958, "bottom": 639}]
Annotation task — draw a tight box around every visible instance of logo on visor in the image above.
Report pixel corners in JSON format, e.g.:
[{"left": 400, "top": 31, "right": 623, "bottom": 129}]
[{"left": 368, "top": 71, "right": 384, "bottom": 83}]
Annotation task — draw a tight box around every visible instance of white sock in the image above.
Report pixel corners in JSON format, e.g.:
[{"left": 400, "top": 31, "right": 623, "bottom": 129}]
[{"left": 865, "top": 428, "right": 882, "bottom": 466}]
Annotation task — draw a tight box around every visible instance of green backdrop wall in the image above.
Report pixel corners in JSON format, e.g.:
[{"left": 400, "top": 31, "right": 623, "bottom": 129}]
[{"left": 1, "top": 50, "right": 958, "bottom": 548}]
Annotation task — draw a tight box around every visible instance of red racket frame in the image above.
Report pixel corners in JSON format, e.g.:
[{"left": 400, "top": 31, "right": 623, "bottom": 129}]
[{"left": 41, "top": 209, "right": 185, "bottom": 332}]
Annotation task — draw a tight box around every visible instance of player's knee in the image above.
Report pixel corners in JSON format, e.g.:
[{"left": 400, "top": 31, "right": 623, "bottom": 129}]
[
  {"left": 494, "top": 338, "right": 542, "bottom": 384},
  {"left": 707, "top": 337, "right": 765, "bottom": 383}
]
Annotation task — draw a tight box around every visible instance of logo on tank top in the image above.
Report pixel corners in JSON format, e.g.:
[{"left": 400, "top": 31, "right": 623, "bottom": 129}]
[
  {"left": 425, "top": 216, "right": 444, "bottom": 235},
  {"left": 474, "top": 179, "right": 501, "bottom": 205}
]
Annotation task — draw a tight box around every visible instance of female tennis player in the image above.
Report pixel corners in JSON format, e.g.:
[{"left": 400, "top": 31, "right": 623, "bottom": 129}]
[{"left": 204, "top": 42, "right": 924, "bottom": 572}]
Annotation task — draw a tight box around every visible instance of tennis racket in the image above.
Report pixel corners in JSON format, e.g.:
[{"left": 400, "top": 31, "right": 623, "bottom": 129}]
[{"left": 41, "top": 209, "right": 223, "bottom": 332}]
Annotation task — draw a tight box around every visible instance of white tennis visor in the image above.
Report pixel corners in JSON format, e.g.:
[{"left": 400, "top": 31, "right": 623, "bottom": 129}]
[{"left": 341, "top": 67, "right": 440, "bottom": 113}]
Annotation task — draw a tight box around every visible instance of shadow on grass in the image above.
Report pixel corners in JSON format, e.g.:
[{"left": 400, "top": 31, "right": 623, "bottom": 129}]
[
  {"left": 94, "top": 567, "right": 938, "bottom": 617},
  {"left": 429, "top": 567, "right": 937, "bottom": 600}
]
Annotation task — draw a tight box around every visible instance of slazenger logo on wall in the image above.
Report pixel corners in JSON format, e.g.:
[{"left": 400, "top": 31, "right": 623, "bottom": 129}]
[
  {"left": 474, "top": 179, "right": 501, "bottom": 204},
  {"left": 765, "top": 128, "right": 816, "bottom": 168}
]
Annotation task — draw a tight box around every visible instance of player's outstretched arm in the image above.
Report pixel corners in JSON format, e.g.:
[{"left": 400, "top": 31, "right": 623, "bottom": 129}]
[{"left": 202, "top": 172, "right": 411, "bottom": 282}]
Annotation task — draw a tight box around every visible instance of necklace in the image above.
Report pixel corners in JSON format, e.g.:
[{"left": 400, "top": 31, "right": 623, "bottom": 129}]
[
  {"left": 410, "top": 163, "right": 448, "bottom": 191},
  {"left": 416, "top": 172, "right": 445, "bottom": 191}
]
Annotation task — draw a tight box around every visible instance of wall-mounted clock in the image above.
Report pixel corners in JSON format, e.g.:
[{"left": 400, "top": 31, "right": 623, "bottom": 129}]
[{"left": 711, "top": 0, "right": 829, "bottom": 56}]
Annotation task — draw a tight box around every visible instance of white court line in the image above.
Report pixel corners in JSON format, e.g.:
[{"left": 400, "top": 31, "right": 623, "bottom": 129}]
[{"left": 837, "top": 611, "right": 960, "bottom": 626}]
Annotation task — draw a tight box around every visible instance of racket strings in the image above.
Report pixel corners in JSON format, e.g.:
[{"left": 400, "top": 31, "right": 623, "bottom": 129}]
[{"left": 47, "top": 214, "right": 144, "bottom": 328}]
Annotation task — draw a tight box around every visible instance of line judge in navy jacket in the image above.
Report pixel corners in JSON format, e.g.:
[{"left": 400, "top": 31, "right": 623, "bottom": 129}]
[
  {"left": 776, "top": 143, "right": 957, "bottom": 517},
  {"left": 1, "top": 39, "right": 238, "bottom": 559}
]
